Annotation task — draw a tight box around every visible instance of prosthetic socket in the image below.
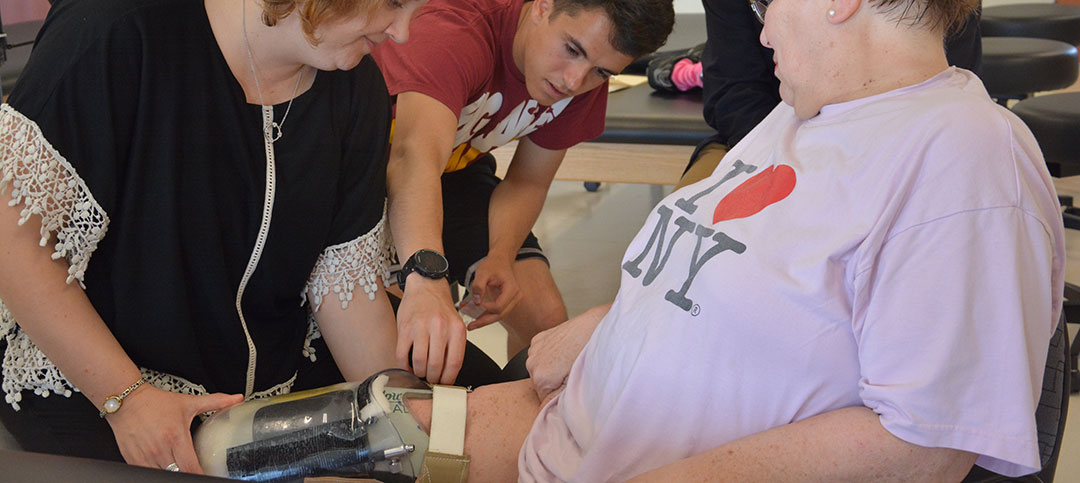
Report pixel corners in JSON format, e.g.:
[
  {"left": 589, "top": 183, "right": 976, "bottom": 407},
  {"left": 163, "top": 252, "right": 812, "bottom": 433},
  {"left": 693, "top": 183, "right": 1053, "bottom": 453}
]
[{"left": 194, "top": 369, "right": 434, "bottom": 482}]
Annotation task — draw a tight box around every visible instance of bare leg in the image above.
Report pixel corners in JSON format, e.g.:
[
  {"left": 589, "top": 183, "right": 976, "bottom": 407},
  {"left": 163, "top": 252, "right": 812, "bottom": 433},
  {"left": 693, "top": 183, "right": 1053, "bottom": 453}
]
[
  {"left": 405, "top": 379, "right": 542, "bottom": 482},
  {"left": 503, "top": 258, "right": 567, "bottom": 359}
]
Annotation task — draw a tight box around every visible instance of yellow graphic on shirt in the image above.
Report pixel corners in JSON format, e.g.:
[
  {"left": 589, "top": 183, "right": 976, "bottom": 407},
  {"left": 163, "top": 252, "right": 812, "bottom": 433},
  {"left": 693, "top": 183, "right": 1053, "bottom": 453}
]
[
  {"left": 388, "top": 120, "right": 487, "bottom": 174},
  {"left": 389, "top": 90, "right": 573, "bottom": 174},
  {"left": 445, "top": 143, "right": 486, "bottom": 173}
]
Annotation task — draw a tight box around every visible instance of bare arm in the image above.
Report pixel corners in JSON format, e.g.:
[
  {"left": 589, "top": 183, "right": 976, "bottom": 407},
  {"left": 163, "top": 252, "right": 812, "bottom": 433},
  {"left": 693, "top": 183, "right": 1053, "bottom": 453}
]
[
  {"left": 386, "top": 92, "right": 456, "bottom": 262},
  {"left": 488, "top": 138, "right": 565, "bottom": 261},
  {"left": 387, "top": 91, "right": 466, "bottom": 384},
  {"left": 467, "top": 138, "right": 567, "bottom": 328},
  {"left": 626, "top": 406, "right": 978, "bottom": 482},
  {"left": 310, "top": 278, "right": 399, "bottom": 382},
  {"left": 0, "top": 200, "right": 241, "bottom": 473}
]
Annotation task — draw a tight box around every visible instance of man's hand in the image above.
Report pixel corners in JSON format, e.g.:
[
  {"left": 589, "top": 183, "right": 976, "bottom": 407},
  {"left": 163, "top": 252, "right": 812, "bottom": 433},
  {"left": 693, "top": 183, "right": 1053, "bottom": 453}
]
[
  {"left": 463, "top": 254, "right": 523, "bottom": 330},
  {"left": 396, "top": 275, "right": 467, "bottom": 384},
  {"left": 526, "top": 303, "right": 611, "bottom": 403},
  {"left": 106, "top": 385, "right": 243, "bottom": 474}
]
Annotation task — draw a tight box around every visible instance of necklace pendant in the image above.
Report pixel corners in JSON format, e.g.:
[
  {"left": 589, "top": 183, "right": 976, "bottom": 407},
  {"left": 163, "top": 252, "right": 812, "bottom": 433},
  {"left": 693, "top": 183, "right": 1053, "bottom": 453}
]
[{"left": 270, "top": 122, "right": 283, "bottom": 143}]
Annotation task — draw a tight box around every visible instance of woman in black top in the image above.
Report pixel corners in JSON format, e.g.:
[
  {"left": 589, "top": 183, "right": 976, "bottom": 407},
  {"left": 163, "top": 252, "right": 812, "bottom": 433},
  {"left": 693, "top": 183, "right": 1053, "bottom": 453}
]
[{"left": 0, "top": 0, "right": 424, "bottom": 473}]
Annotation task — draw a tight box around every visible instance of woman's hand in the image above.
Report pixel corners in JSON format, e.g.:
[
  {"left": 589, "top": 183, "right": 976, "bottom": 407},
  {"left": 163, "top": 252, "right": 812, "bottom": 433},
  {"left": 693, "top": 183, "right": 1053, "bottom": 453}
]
[
  {"left": 526, "top": 304, "right": 611, "bottom": 403},
  {"left": 463, "top": 254, "right": 523, "bottom": 330},
  {"left": 105, "top": 385, "right": 243, "bottom": 473}
]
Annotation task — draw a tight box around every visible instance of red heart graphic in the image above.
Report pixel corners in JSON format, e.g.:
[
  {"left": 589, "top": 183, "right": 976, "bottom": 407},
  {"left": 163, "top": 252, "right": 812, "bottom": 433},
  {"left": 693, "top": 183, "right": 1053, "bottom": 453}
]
[{"left": 713, "top": 165, "right": 796, "bottom": 224}]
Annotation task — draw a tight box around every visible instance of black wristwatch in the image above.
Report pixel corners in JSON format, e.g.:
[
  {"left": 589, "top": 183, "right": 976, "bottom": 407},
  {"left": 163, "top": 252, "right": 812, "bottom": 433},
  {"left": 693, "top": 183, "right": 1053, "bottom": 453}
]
[{"left": 397, "top": 249, "right": 450, "bottom": 290}]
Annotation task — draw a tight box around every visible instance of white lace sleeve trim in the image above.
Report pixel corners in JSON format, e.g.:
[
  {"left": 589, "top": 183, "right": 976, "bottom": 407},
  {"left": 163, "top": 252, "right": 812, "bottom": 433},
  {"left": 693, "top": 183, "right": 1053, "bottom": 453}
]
[
  {"left": 0, "top": 104, "right": 110, "bottom": 289},
  {"left": 1, "top": 317, "right": 297, "bottom": 412},
  {"left": 301, "top": 312, "right": 322, "bottom": 362},
  {"left": 0, "top": 104, "right": 112, "bottom": 411},
  {"left": 1, "top": 318, "right": 75, "bottom": 410},
  {"left": 142, "top": 368, "right": 295, "bottom": 422},
  {"left": 301, "top": 204, "right": 395, "bottom": 313}
]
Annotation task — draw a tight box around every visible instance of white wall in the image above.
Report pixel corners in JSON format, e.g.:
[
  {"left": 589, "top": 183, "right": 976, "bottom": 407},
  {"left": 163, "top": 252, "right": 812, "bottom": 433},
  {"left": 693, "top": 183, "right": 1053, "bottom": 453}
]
[
  {"left": 674, "top": 0, "right": 703, "bottom": 14},
  {"left": 675, "top": 0, "right": 1053, "bottom": 15}
]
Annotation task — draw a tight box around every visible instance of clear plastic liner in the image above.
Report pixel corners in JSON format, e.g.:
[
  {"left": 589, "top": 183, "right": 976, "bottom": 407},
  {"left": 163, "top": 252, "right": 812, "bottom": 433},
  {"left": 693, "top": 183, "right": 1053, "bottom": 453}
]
[{"left": 194, "top": 369, "right": 432, "bottom": 482}]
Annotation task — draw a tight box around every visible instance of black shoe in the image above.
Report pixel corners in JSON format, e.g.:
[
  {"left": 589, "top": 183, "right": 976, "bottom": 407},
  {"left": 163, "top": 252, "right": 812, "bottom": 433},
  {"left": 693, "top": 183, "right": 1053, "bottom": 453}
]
[
  {"left": 646, "top": 42, "right": 705, "bottom": 92},
  {"left": 684, "top": 42, "right": 705, "bottom": 64},
  {"left": 646, "top": 55, "right": 679, "bottom": 92}
]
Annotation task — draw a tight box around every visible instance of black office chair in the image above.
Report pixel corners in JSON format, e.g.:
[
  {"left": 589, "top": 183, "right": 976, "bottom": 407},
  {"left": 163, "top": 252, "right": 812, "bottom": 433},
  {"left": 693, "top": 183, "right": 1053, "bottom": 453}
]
[
  {"left": 981, "top": 3, "right": 1080, "bottom": 46},
  {"left": 962, "top": 313, "right": 1070, "bottom": 483},
  {"left": 977, "top": 3, "right": 1080, "bottom": 108},
  {"left": 980, "top": 37, "right": 1078, "bottom": 106},
  {"left": 1009, "top": 92, "right": 1080, "bottom": 395}
]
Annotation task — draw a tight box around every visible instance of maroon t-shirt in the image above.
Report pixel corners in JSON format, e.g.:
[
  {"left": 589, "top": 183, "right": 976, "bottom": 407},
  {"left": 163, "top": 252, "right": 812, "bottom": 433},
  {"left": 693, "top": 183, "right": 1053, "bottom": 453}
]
[{"left": 373, "top": 0, "right": 608, "bottom": 172}]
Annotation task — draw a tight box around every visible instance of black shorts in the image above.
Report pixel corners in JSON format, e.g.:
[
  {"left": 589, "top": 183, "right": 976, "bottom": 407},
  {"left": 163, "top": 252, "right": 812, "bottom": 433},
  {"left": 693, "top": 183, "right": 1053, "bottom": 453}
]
[{"left": 438, "top": 154, "right": 548, "bottom": 285}]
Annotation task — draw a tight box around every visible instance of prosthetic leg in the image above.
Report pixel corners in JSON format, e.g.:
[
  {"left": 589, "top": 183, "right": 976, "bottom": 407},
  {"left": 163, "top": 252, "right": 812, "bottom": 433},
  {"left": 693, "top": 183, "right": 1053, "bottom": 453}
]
[{"left": 194, "top": 369, "right": 469, "bottom": 482}]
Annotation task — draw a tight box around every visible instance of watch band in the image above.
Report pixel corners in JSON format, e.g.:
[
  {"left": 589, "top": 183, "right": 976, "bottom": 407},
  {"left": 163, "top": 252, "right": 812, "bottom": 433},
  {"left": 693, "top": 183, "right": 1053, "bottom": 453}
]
[{"left": 397, "top": 249, "right": 449, "bottom": 290}]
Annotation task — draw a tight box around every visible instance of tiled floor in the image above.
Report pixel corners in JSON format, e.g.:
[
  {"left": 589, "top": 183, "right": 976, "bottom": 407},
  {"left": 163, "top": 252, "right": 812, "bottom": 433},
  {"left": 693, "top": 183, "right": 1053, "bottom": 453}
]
[
  {"left": 464, "top": 182, "right": 672, "bottom": 367},
  {"left": 470, "top": 176, "right": 1080, "bottom": 480}
]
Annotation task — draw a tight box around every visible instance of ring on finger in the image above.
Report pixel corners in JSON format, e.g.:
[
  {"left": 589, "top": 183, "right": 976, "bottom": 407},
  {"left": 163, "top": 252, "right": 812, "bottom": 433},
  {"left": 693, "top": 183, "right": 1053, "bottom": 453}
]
[{"left": 165, "top": 462, "right": 180, "bottom": 472}]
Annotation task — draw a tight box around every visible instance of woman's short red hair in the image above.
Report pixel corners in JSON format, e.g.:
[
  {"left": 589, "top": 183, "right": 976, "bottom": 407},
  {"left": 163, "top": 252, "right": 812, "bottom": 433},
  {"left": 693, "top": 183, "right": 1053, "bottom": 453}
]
[{"left": 260, "top": 0, "right": 381, "bottom": 44}]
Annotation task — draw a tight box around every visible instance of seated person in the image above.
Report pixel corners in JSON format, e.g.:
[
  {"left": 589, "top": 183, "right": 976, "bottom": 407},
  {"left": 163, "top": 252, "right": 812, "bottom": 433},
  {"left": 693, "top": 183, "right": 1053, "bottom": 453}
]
[
  {"left": 0, "top": 0, "right": 424, "bottom": 473},
  {"left": 370, "top": 0, "right": 674, "bottom": 383},
  {"left": 399, "top": 0, "right": 1063, "bottom": 480},
  {"left": 677, "top": 0, "right": 983, "bottom": 189}
]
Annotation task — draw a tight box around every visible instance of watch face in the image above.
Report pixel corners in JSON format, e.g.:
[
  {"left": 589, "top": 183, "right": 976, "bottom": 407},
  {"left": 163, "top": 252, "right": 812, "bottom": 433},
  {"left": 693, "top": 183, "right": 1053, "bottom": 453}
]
[{"left": 415, "top": 249, "right": 449, "bottom": 274}]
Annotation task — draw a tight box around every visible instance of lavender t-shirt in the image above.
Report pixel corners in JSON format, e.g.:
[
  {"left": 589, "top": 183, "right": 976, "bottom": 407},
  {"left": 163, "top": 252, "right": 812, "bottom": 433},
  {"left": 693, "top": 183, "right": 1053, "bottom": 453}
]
[{"left": 519, "top": 68, "right": 1064, "bottom": 482}]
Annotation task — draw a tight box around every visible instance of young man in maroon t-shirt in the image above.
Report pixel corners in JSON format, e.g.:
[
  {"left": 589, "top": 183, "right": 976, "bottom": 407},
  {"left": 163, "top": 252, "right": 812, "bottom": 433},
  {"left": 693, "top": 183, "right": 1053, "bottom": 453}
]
[{"left": 372, "top": 0, "right": 673, "bottom": 384}]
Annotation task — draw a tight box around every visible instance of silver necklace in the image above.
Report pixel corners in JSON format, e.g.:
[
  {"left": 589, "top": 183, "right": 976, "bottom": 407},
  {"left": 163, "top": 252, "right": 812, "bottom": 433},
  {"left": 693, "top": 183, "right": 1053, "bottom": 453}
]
[{"left": 241, "top": 0, "right": 304, "bottom": 143}]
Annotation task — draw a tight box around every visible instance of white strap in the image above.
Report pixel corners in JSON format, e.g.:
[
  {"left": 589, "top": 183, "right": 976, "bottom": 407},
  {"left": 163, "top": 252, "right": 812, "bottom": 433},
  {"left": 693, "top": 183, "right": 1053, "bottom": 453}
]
[{"left": 428, "top": 385, "right": 467, "bottom": 456}]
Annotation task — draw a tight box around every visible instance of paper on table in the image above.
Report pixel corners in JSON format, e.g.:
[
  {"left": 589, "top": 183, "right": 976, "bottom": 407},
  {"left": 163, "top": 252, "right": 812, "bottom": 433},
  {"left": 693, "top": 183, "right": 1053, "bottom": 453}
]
[{"left": 608, "top": 74, "right": 648, "bottom": 93}]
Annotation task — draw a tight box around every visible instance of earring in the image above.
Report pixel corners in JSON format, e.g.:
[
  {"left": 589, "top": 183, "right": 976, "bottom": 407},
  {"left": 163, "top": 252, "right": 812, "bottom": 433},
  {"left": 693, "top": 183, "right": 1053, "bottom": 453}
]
[{"left": 827, "top": 9, "right": 836, "bottom": 17}]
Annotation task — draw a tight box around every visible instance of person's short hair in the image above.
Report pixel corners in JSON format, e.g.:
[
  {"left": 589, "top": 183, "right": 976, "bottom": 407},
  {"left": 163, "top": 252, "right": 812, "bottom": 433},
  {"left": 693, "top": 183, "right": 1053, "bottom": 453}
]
[
  {"left": 870, "top": 0, "right": 979, "bottom": 33},
  {"left": 551, "top": 0, "right": 675, "bottom": 59},
  {"left": 260, "top": 0, "right": 381, "bottom": 45}
]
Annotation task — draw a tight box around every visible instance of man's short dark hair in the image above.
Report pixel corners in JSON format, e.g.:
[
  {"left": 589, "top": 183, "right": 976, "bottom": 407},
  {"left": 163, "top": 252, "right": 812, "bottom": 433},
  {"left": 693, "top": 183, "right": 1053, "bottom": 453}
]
[{"left": 551, "top": 0, "right": 675, "bottom": 59}]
